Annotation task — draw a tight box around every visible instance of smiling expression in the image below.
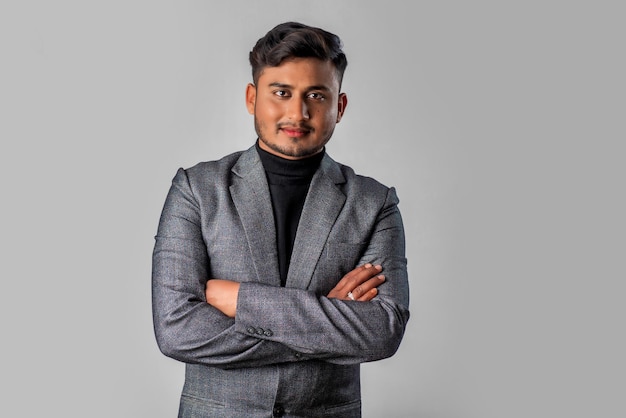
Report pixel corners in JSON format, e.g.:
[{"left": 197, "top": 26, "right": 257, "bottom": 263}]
[{"left": 246, "top": 57, "right": 348, "bottom": 160}]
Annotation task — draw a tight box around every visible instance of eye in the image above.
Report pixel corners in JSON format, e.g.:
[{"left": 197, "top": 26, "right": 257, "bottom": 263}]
[
  {"left": 307, "top": 92, "right": 325, "bottom": 101},
  {"left": 273, "top": 90, "right": 290, "bottom": 98}
]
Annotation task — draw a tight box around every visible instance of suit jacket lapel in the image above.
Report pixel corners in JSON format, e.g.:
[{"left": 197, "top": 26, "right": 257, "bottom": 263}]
[
  {"left": 230, "top": 147, "right": 281, "bottom": 286},
  {"left": 287, "top": 155, "right": 346, "bottom": 289}
]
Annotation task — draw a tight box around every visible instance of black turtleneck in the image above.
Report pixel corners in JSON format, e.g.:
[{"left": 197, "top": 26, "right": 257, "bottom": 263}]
[{"left": 255, "top": 141, "right": 324, "bottom": 286}]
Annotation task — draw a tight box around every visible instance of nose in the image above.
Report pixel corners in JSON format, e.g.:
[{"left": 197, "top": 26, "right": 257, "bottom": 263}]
[{"left": 287, "top": 97, "right": 309, "bottom": 121}]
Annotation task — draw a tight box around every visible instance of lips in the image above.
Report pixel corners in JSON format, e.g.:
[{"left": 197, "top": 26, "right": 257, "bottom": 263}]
[{"left": 280, "top": 127, "right": 310, "bottom": 138}]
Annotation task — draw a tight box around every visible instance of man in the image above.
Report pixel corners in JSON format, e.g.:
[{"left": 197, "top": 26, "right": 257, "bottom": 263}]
[{"left": 152, "top": 22, "right": 409, "bottom": 417}]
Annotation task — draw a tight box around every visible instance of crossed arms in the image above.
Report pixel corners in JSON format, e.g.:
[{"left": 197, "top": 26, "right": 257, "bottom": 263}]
[
  {"left": 152, "top": 166, "right": 410, "bottom": 369},
  {"left": 205, "top": 263, "right": 386, "bottom": 317}
]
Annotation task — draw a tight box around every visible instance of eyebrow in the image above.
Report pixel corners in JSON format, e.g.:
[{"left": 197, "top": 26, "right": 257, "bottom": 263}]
[{"left": 268, "top": 82, "right": 331, "bottom": 92}]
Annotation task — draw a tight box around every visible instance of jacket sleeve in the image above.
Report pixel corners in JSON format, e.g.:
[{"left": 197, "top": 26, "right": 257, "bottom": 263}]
[
  {"left": 233, "top": 187, "right": 410, "bottom": 365},
  {"left": 152, "top": 168, "right": 301, "bottom": 369}
]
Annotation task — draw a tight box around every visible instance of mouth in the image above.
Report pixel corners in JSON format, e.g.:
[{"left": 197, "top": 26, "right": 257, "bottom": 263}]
[{"left": 279, "top": 126, "right": 311, "bottom": 138}]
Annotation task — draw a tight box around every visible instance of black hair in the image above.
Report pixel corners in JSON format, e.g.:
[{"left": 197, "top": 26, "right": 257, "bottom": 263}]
[{"left": 249, "top": 22, "right": 348, "bottom": 86}]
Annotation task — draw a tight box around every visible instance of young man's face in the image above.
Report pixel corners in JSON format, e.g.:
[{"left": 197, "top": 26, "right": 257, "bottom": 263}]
[{"left": 246, "top": 57, "right": 347, "bottom": 160}]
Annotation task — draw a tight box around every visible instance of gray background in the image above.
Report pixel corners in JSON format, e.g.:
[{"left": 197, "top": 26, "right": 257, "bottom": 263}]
[{"left": 1, "top": 1, "right": 624, "bottom": 417}]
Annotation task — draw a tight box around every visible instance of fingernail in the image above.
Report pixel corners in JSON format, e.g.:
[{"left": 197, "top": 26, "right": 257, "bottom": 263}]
[
  {"left": 375, "top": 265, "right": 382, "bottom": 271},
  {"left": 378, "top": 275, "right": 385, "bottom": 280},
  {"left": 364, "top": 263, "right": 372, "bottom": 268}
]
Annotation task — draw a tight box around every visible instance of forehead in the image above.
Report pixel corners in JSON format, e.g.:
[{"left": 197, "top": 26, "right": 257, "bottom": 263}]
[{"left": 257, "top": 57, "right": 340, "bottom": 90}]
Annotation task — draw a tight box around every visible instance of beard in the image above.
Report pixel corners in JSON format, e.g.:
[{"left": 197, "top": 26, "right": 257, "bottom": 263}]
[
  {"left": 257, "top": 136, "right": 322, "bottom": 159},
  {"left": 255, "top": 117, "right": 332, "bottom": 159}
]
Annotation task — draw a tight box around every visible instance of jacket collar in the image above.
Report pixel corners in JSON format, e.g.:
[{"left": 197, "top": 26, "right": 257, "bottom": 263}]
[{"left": 230, "top": 146, "right": 346, "bottom": 288}]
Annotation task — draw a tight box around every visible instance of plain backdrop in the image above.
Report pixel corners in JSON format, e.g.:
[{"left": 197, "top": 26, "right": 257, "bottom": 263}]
[{"left": 1, "top": 1, "right": 624, "bottom": 417}]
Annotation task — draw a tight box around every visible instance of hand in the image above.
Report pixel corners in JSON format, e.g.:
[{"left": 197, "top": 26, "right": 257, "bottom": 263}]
[
  {"left": 327, "top": 263, "right": 385, "bottom": 302},
  {"left": 205, "top": 279, "right": 240, "bottom": 318}
]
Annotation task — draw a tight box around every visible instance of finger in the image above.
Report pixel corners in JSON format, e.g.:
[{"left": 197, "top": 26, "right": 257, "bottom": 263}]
[
  {"left": 357, "top": 287, "right": 378, "bottom": 302},
  {"left": 351, "top": 275, "right": 385, "bottom": 299},
  {"left": 334, "top": 263, "right": 374, "bottom": 288},
  {"left": 327, "top": 264, "right": 383, "bottom": 300},
  {"left": 337, "top": 263, "right": 382, "bottom": 291}
]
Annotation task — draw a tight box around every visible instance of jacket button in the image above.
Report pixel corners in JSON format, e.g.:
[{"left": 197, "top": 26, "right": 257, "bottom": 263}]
[
  {"left": 247, "top": 326, "right": 256, "bottom": 334},
  {"left": 256, "top": 327, "right": 265, "bottom": 335},
  {"left": 273, "top": 404, "right": 284, "bottom": 417},
  {"left": 263, "top": 329, "right": 273, "bottom": 337}
]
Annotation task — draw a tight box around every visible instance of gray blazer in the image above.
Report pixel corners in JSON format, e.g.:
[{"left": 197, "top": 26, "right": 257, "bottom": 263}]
[{"left": 152, "top": 146, "right": 410, "bottom": 417}]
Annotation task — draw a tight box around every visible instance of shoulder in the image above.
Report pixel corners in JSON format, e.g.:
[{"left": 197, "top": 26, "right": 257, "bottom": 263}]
[
  {"left": 167, "top": 148, "right": 252, "bottom": 201},
  {"left": 324, "top": 155, "right": 398, "bottom": 203},
  {"left": 175, "top": 145, "right": 259, "bottom": 185},
  {"left": 184, "top": 149, "right": 246, "bottom": 179}
]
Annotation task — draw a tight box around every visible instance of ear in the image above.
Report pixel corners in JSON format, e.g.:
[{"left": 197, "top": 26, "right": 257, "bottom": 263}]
[
  {"left": 336, "top": 92, "right": 348, "bottom": 123},
  {"left": 245, "top": 83, "right": 256, "bottom": 115}
]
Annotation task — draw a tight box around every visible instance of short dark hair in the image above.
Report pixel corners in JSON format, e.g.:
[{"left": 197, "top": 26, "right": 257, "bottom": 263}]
[{"left": 249, "top": 22, "right": 348, "bottom": 87}]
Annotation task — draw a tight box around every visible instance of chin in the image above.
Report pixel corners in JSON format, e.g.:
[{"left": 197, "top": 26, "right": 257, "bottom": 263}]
[{"left": 283, "top": 144, "right": 322, "bottom": 159}]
